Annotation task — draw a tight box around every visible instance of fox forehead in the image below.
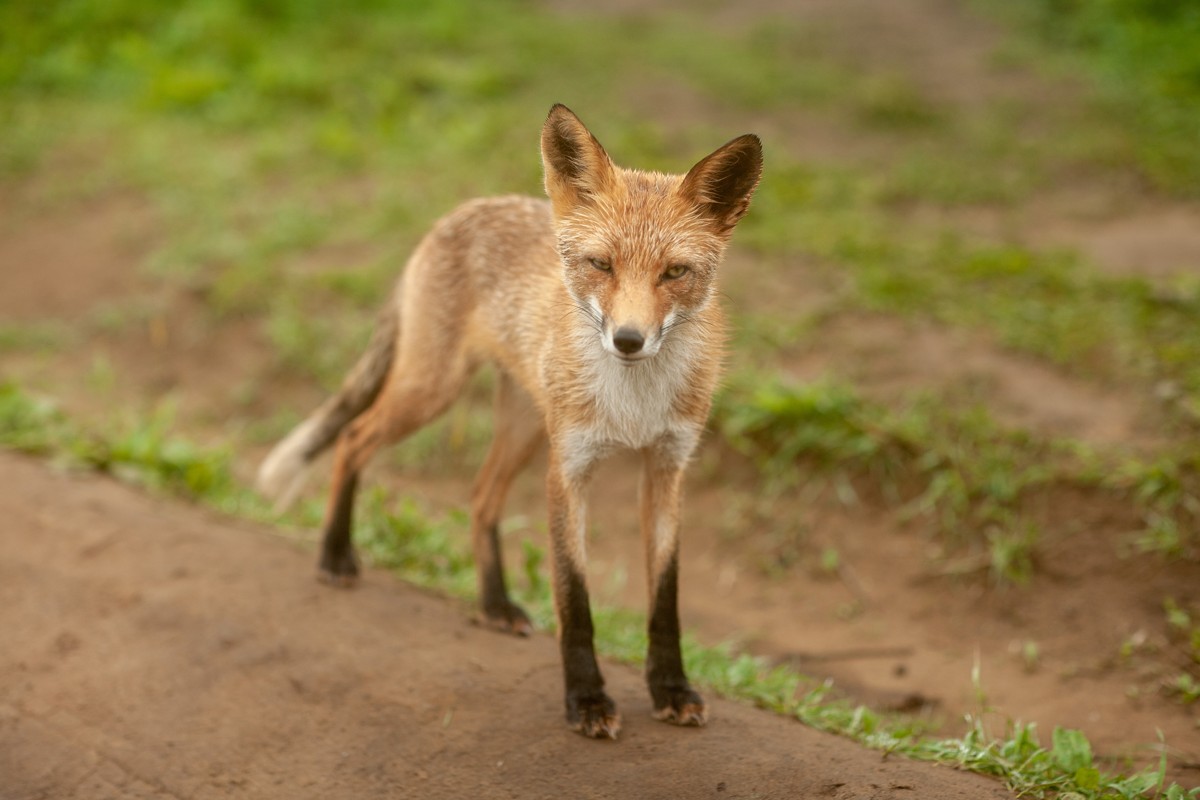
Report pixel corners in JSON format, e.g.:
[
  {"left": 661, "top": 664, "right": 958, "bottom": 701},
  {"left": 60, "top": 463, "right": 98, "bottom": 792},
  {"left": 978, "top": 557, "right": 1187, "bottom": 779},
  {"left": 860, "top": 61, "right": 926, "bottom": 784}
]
[{"left": 555, "top": 170, "right": 725, "bottom": 270}]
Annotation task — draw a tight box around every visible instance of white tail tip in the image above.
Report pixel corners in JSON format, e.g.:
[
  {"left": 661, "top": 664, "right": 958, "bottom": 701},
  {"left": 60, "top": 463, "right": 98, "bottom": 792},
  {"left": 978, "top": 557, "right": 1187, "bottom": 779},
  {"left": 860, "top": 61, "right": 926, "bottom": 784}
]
[{"left": 257, "top": 417, "right": 321, "bottom": 513}]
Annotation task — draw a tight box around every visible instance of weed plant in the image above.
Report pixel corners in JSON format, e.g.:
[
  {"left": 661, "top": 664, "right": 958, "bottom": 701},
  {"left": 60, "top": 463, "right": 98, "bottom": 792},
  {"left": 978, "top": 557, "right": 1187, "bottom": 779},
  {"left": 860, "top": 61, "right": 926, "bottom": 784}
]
[{"left": 715, "top": 373, "right": 1199, "bottom": 575}]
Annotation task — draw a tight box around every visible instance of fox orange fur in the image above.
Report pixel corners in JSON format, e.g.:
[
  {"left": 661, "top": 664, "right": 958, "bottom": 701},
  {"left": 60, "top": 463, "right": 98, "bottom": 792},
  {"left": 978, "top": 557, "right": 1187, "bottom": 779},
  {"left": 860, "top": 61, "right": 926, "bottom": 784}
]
[{"left": 258, "top": 104, "right": 762, "bottom": 738}]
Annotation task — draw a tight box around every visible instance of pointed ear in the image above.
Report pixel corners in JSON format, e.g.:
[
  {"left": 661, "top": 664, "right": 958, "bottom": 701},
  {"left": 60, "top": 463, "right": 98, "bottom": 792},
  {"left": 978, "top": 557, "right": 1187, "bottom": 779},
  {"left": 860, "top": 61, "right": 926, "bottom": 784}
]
[
  {"left": 541, "top": 104, "right": 616, "bottom": 215},
  {"left": 679, "top": 134, "right": 763, "bottom": 231}
]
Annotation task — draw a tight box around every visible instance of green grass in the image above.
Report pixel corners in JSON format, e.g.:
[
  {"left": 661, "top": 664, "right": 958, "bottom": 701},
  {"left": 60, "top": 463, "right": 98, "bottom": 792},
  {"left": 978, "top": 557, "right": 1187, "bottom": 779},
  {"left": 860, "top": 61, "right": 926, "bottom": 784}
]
[
  {"left": 1, "top": 379, "right": 1195, "bottom": 799},
  {"left": 0, "top": 1, "right": 855, "bottom": 187},
  {"left": 0, "top": 321, "right": 70, "bottom": 352},
  {"left": 0, "top": 381, "right": 286, "bottom": 520},
  {"left": 714, "top": 373, "right": 1199, "bottom": 576},
  {"left": 981, "top": 0, "right": 1200, "bottom": 196},
  {"left": 740, "top": 163, "right": 1200, "bottom": 422},
  {"left": 1162, "top": 598, "right": 1200, "bottom": 709}
]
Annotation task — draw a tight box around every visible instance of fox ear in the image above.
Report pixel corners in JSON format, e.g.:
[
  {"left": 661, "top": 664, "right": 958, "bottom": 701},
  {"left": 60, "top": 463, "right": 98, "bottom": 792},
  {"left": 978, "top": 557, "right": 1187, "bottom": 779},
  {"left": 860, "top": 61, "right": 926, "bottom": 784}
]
[
  {"left": 541, "top": 104, "right": 616, "bottom": 215},
  {"left": 679, "top": 134, "right": 763, "bottom": 232}
]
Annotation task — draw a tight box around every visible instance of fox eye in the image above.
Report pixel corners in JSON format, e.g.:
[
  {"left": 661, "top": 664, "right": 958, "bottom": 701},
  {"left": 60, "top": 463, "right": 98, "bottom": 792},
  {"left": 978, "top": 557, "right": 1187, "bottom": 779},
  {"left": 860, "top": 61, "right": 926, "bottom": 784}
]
[
  {"left": 588, "top": 257, "right": 612, "bottom": 272},
  {"left": 663, "top": 264, "right": 690, "bottom": 280}
]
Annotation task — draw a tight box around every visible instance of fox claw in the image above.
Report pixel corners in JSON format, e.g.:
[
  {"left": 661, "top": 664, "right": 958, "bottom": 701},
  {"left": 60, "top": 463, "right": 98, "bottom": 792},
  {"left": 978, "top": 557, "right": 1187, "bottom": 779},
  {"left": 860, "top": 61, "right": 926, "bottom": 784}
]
[
  {"left": 480, "top": 602, "right": 533, "bottom": 637},
  {"left": 318, "top": 548, "right": 359, "bottom": 588},
  {"left": 567, "top": 693, "right": 621, "bottom": 740},
  {"left": 652, "top": 687, "right": 708, "bottom": 727}
]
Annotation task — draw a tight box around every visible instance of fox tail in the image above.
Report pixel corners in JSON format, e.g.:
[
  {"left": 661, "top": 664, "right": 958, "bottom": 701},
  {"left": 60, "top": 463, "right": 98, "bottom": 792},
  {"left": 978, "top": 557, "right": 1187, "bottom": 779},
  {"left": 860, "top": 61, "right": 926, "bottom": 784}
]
[{"left": 256, "top": 301, "right": 398, "bottom": 512}]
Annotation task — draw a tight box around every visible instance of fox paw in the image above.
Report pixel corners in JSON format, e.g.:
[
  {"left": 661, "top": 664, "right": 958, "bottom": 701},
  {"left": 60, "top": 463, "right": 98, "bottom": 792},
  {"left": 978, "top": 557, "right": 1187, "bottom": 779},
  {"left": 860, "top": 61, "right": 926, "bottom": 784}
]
[
  {"left": 479, "top": 601, "right": 533, "bottom": 637},
  {"left": 567, "top": 692, "right": 621, "bottom": 740},
  {"left": 652, "top": 686, "right": 708, "bottom": 727},
  {"left": 317, "top": 548, "right": 359, "bottom": 588}
]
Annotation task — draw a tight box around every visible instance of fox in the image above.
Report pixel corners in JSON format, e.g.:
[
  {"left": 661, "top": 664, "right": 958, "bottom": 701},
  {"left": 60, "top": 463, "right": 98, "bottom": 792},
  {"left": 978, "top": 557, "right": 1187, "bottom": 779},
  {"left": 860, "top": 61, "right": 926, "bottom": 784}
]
[{"left": 257, "top": 104, "right": 762, "bottom": 739}]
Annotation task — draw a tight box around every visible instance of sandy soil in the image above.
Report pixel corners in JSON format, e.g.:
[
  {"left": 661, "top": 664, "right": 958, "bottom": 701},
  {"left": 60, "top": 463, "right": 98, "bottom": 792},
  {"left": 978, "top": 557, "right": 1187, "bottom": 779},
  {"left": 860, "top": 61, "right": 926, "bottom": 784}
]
[{"left": 0, "top": 453, "right": 1010, "bottom": 799}]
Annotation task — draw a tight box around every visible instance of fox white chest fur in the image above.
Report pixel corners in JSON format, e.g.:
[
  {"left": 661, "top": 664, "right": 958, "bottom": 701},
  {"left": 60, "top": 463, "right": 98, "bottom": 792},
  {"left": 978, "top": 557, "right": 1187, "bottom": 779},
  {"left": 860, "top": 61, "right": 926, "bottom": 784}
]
[{"left": 551, "top": 314, "right": 704, "bottom": 480}]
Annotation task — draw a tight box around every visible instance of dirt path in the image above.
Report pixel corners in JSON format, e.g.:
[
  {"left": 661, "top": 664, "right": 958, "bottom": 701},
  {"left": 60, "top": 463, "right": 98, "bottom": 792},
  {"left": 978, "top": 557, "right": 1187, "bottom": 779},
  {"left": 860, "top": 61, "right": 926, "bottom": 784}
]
[{"left": 0, "top": 453, "right": 1011, "bottom": 799}]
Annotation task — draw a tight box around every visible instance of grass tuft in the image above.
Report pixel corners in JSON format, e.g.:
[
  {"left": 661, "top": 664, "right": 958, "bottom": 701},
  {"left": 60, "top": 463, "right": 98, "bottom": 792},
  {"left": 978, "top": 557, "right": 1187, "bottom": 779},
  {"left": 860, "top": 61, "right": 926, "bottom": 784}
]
[{"left": 714, "top": 372, "right": 1198, "bottom": 576}]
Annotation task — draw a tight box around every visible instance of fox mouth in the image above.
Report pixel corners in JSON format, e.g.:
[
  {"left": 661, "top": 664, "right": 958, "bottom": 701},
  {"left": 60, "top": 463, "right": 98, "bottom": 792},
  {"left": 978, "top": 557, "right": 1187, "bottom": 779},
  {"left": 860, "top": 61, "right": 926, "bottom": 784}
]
[
  {"left": 606, "top": 343, "right": 654, "bottom": 366},
  {"left": 605, "top": 339, "right": 662, "bottom": 367}
]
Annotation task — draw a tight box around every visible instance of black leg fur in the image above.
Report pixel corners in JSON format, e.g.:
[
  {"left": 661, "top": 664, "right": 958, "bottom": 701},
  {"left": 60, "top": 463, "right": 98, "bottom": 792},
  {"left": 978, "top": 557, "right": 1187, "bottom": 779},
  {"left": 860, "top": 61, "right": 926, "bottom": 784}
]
[
  {"left": 560, "top": 566, "right": 619, "bottom": 739},
  {"left": 318, "top": 471, "right": 359, "bottom": 587},
  {"left": 477, "top": 523, "right": 532, "bottom": 635},
  {"left": 647, "top": 554, "right": 706, "bottom": 726}
]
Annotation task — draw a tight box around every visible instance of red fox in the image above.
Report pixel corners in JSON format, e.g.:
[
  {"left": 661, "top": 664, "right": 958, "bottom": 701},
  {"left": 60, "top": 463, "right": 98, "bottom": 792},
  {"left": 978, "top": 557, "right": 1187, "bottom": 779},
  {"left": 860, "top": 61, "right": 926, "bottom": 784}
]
[{"left": 258, "top": 104, "right": 761, "bottom": 739}]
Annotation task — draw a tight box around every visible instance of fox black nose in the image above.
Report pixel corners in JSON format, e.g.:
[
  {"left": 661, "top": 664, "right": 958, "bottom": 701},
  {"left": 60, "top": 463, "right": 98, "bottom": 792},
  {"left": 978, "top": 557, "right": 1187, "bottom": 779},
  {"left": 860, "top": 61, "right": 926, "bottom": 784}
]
[{"left": 612, "top": 326, "right": 645, "bottom": 355}]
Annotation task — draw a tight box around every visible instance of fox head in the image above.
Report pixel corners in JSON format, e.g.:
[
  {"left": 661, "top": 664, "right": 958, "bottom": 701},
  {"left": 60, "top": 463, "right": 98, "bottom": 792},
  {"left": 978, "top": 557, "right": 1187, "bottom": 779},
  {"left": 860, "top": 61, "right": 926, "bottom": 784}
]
[{"left": 540, "top": 104, "right": 762, "bottom": 365}]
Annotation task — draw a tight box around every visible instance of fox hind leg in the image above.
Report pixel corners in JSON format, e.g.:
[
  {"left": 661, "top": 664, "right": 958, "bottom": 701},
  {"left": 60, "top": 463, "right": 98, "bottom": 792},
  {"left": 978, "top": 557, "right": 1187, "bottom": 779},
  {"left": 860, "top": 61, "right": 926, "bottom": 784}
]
[
  {"left": 470, "top": 373, "right": 545, "bottom": 635},
  {"left": 319, "top": 435, "right": 362, "bottom": 586},
  {"left": 318, "top": 360, "right": 472, "bottom": 586}
]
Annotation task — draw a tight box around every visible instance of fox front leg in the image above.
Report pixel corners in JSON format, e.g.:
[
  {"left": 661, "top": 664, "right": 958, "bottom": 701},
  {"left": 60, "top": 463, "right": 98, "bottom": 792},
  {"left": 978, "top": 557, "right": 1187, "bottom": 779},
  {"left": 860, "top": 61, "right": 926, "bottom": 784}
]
[
  {"left": 641, "top": 435, "right": 706, "bottom": 726},
  {"left": 545, "top": 451, "right": 620, "bottom": 739}
]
